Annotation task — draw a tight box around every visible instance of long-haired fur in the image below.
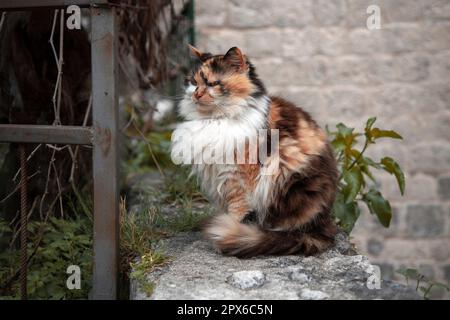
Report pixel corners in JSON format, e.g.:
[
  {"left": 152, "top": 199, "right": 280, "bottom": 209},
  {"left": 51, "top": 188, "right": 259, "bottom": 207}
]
[{"left": 171, "top": 46, "right": 338, "bottom": 258}]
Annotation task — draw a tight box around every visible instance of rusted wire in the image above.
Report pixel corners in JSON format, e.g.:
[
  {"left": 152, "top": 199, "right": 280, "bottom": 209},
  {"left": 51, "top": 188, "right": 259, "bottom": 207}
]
[{"left": 19, "top": 145, "right": 28, "bottom": 300}]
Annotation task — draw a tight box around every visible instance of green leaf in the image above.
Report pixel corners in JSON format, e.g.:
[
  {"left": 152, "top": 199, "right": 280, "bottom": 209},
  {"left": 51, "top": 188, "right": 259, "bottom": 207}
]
[
  {"left": 364, "top": 157, "right": 382, "bottom": 169},
  {"left": 396, "top": 267, "right": 421, "bottom": 281},
  {"left": 336, "top": 123, "right": 354, "bottom": 138},
  {"left": 365, "top": 117, "right": 377, "bottom": 131},
  {"left": 342, "top": 167, "right": 363, "bottom": 202},
  {"left": 360, "top": 163, "right": 376, "bottom": 184},
  {"left": 332, "top": 196, "right": 360, "bottom": 233},
  {"left": 363, "top": 189, "right": 392, "bottom": 228},
  {"left": 370, "top": 128, "right": 403, "bottom": 140},
  {"left": 429, "top": 282, "right": 450, "bottom": 292},
  {"left": 381, "top": 157, "right": 406, "bottom": 195},
  {"left": 331, "top": 136, "right": 347, "bottom": 152}
]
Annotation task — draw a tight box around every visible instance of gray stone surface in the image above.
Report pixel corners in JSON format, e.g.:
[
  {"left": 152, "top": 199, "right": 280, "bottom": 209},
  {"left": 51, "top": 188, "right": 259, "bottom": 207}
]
[
  {"left": 378, "top": 263, "right": 395, "bottom": 281},
  {"left": 443, "top": 265, "right": 450, "bottom": 283},
  {"left": 367, "top": 238, "right": 384, "bottom": 256},
  {"left": 438, "top": 177, "right": 450, "bottom": 200},
  {"left": 130, "top": 231, "right": 420, "bottom": 300},
  {"left": 227, "top": 270, "right": 266, "bottom": 290},
  {"left": 406, "top": 205, "right": 445, "bottom": 238}
]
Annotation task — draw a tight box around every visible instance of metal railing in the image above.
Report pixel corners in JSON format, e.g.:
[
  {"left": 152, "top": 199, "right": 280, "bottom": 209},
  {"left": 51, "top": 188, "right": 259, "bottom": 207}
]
[{"left": 0, "top": 0, "right": 119, "bottom": 300}]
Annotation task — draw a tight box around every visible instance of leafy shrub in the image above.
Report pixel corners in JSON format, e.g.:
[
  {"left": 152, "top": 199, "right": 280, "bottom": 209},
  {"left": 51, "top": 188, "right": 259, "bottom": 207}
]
[
  {"left": 0, "top": 215, "right": 92, "bottom": 299},
  {"left": 328, "top": 117, "right": 405, "bottom": 233}
]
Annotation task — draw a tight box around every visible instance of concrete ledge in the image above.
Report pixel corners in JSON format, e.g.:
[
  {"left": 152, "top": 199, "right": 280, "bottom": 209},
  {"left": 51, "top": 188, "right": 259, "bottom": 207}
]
[{"left": 130, "top": 231, "right": 420, "bottom": 300}]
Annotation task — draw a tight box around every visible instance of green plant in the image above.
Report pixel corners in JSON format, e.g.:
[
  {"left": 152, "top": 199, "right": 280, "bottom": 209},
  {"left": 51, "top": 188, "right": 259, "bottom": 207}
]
[
  {"left": 119, "top": 197, "right": 167, "bottom": 298},
  {"left": 119, "top": 197, "right": 167, "bottom": 269},
  {"left": 118, "top": 168, "right": 212, "bottom": 297},
  {"left": 129, "top": 253, "right": 165, "bottom": 297},
  {"left": 0, "top": 215, "right": 92, "bottom": 300},
  {"left": 123, "top": 130, "right": 173, "bottom": 176},
  {"left": 396, "top": 267, "right": 450, "bottom": 300},
  {"left": 328, "top": 117, "right": 405, "bottom": 233},
  {"left": 162, "top": 168, "right": 207, "bottom": 204},
  {"left": 0, "top": 194, "right": 169, "bottom": 299},
  {"left": 129, "top": 171, "right": 211, "bottom": 235},
  {"left": 156, "top": 205, "right": 211, "bottom": 233}
]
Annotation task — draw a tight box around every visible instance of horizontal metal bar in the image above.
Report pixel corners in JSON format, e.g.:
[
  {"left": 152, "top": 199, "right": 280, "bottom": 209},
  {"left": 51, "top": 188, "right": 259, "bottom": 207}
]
[
  {"left": 0, "top": 0, "right": 108, "bottom": 10},
  {"left": 0, "top": 124, "right": 93, "bottom": 145}
]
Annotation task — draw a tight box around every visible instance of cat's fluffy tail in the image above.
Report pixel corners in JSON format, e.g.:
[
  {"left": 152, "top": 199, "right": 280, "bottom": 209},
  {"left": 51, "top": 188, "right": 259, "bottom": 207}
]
[{"left": 204, "top": 214, "right": 335, "bottom": 258}]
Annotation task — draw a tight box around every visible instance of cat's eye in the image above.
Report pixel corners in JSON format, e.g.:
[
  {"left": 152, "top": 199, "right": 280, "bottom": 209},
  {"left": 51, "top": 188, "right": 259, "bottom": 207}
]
[
  {"left": 190, "top": 78, "right": 197, "bottom": 86},
  {"left": 195, "top": 70, "right": 219, "bottom": 87},
  {"left": 207, "top": 80, "right": 220, "bottom": 87}
]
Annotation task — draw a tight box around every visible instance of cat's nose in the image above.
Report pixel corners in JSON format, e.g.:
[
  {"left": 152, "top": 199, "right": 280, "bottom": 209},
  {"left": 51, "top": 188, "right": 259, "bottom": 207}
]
[{"left": 193, "top": 88, "right": 205, "bottom": 100}]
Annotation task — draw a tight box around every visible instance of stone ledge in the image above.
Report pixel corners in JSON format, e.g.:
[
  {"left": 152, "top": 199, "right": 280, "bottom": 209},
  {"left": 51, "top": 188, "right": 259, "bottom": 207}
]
[{"left": 130, "top": 231, "right": 420, "bottom": 300}]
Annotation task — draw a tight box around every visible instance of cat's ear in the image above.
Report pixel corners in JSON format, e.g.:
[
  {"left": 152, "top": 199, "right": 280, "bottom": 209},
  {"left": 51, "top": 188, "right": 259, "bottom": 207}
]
[
  {"left": 188, "top": 44, "right": 211, "bottom": 61},
  {"left": 224, "top": 47, "right": 247, "bottom": 72}
]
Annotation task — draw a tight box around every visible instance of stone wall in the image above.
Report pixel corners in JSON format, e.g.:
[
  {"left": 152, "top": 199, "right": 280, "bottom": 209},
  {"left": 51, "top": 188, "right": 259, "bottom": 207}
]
[{"left": 195, "top": 0, "right": 450, "bottom": 298}]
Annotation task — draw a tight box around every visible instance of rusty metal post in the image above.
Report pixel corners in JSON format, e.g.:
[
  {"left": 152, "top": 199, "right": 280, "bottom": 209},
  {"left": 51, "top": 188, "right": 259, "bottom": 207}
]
[{"left": 91, "top": 5, "right": 119, "bottom": 300}]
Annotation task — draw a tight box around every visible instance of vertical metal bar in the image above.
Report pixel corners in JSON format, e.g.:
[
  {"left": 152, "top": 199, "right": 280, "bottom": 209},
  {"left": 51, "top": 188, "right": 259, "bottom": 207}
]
[
  {"left": 91, "top": 5, "right": 119, "bottom": 300},
  {"left": 186, "top": 0, "right": 195, "bottom": 46}
]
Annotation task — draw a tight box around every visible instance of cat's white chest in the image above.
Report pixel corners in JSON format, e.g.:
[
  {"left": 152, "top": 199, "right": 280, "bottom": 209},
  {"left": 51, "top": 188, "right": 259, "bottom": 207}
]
[
  {"left": 171, "top": 119, "right": 244, "bottom": 199},
  {"left": 171, "top": 95, "right": 270, "bottom": 204}
]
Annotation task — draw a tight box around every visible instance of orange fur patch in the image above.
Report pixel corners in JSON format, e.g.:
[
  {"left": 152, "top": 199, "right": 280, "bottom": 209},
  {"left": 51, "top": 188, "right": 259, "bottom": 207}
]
[
  {"left": 222, "top": 73, "right": 253, "bottom": 98},
  {"left": 298, "top": 119, "right": 326, "bottom": 155}
]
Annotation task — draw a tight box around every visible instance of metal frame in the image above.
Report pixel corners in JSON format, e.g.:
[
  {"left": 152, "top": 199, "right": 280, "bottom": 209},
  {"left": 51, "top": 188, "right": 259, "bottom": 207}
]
[
  {"left": 0, "top": 125, "right": 93, "bottom": 145},
  {"left": 0, "top": 1, "right": 94, "bottom": 10},
  {"left": 0, "top": 0, "right": 119, "bottom": 300}
]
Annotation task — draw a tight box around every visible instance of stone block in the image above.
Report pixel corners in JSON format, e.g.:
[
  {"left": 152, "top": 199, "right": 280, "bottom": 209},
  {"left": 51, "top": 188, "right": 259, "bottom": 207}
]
[
  {"left": 408, "top": 143, "right": 450, "bottom": 175},
  {"left": 346, "top": 0, "right": 384, "bottom": 28},
  {"left": 281, "top": 28, "right": 318, "bottom": 57},
  {"left": 368, "top": 54, "right": 430, "bottom": 84},
  {"left": 271, "top": 0, "right": 314, "bottom": 28},
  {"left": 326, "top": 56, "right": 371, "bottom": 85},
  {"left": 228, "top": 0, "right": 274, "bottom": 28},
  {"left": 424, "top": 0, "right": 450, "bottom": 20},
  {"left": 315, "top": 27, "right": 350, "bottom": 56},
  {"left": 367, "top": 238, "right": 384, "bottom": 256},
  {"left": 438, "top": 176, "right": 450, "bottom": 200},
  {"left": 254, "top": 57, "right": 328, "bottom": 86},
  {"left": 423, "top": 22, "right": 450, "bottom": 51},
  {"left": 229, "top": 0, "right": 315, "bottom": 29},
  {"left": 244, "top": 29, "right": 283, "bottom": 58},
  {"left": 349, "top": 24, "right": 423, "bottom": 54},
  {"left": 196, "top": 30, "right": 246, "bottom": 54},
  {"left": 323, "top": 87, "right": 369, "bottom": 123},
  {"left": 406, "top": 204, "right": 446, "bottom": 238},
  {"left": 382, "top": 0, "right": 427, "bottom": 23},
  {"left": 313, "top": 0, "right": 346, "bottom": 26},
  {"left": 195, "top": 0, "right": 228, "bottom": 28}
]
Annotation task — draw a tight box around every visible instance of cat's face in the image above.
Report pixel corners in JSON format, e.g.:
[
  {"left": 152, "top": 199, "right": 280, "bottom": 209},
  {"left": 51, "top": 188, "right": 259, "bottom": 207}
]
[{"left": 184, "top": 46, "right": 266, "bottom": 118}]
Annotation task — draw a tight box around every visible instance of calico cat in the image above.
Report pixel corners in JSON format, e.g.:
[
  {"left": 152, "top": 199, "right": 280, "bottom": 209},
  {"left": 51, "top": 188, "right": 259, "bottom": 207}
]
[{"left": 171, "top": 45, "right": 338, "bottom": 258}]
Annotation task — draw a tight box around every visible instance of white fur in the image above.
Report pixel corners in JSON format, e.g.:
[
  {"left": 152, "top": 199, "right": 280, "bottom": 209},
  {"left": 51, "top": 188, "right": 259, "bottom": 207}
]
[
  {"left": 205, "top": 213, "right": 263, "bottom": 254},
  {"left": 171, "top": 92, "right": 270, "bottom": 205}
]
